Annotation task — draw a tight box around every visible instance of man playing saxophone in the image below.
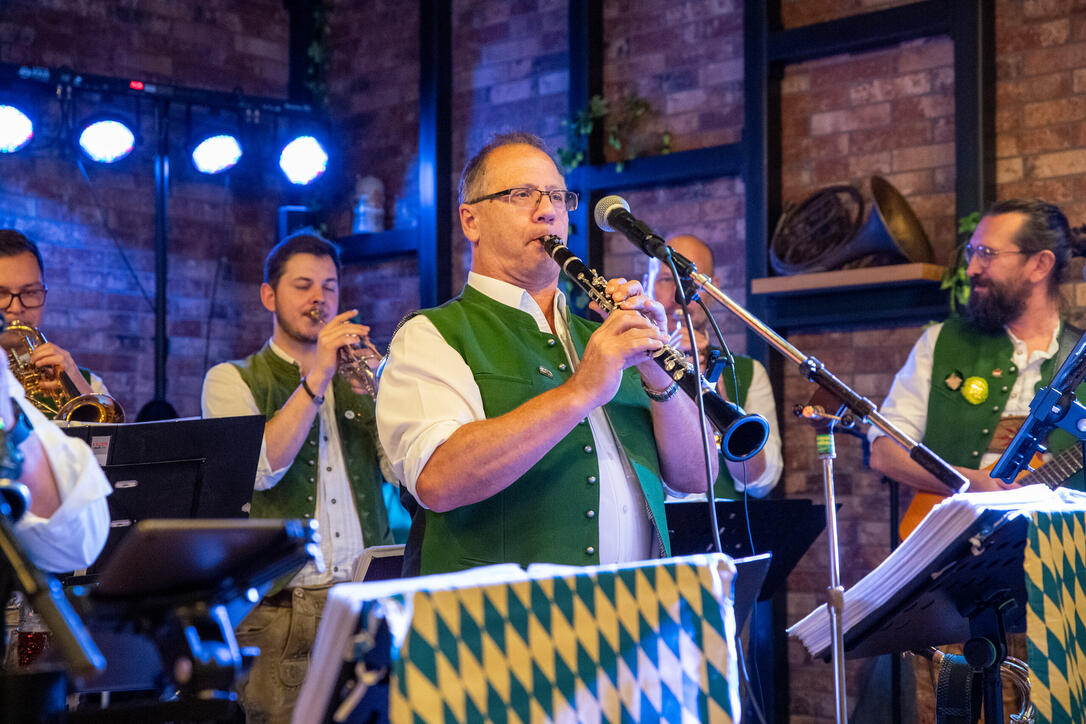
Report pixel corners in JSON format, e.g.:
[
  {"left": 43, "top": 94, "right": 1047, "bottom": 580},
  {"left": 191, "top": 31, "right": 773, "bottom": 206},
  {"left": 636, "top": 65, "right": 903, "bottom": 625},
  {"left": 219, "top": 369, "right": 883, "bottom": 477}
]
[
  {"left": 0, "top": 230, "right": 113, "bottom": 411},
  {"left": 376, "top": 131, "right": 715, "bottom": 576},
  {"left": 200, "top": 230, "right": 402, "bottom": 724}
]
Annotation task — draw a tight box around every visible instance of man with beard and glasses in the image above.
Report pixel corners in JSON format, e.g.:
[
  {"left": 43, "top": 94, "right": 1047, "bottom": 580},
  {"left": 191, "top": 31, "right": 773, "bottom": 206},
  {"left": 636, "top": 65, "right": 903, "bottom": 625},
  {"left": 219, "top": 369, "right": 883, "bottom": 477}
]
[
  {"left": 869, "top": 198, "right": 1086, "bottom": 539},
  {"left": 201, "top": 231, "right": 404, "bottom": 724}
]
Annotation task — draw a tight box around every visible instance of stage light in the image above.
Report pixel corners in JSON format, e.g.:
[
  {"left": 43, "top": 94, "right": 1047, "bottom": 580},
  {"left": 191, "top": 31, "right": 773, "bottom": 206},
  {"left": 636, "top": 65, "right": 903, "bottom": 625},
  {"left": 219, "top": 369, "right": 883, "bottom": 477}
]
[
  {"left": 0, "top": 105, "right": 34, "bottom": 153},
  {"left": 78, "top": 117, "right": 136, "bottom": 163},
  {"left": 191, "top": 133, "right": 243, "bottom": 174},
  {"left": 278, "top": 135, "right": 328, "bottom": 185}
]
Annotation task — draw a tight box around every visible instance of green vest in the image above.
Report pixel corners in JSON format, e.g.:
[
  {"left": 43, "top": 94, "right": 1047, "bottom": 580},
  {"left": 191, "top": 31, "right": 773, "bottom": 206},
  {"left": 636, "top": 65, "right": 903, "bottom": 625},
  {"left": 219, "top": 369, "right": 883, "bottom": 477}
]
[
  {"left": 925, "top": 317, "right": 1085, "bottom": 490},
  {"left": 413, "top": 285, "right": 671, "bottom": 574},
  {"left": 231, "top": 344, "right": 393, "bottom": 546},
  {"left": 712, "top": 355, "right": 756, "bottom": 499}
]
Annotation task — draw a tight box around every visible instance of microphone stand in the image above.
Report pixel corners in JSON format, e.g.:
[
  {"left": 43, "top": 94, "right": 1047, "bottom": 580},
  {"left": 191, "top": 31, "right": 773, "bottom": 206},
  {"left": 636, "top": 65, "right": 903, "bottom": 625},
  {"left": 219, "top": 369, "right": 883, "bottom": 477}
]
[{"left": 666, "top": 249, "right": 968, "bottom": 724}]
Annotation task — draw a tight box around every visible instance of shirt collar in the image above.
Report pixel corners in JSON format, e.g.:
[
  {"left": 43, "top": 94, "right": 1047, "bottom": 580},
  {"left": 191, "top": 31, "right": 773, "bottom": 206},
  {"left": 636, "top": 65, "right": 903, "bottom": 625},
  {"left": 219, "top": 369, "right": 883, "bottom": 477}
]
[
  {"left": 268, "top": 338, "right": 300, "bottom": 366},
  {"left": 1004, "top": 320, "right": 1061, "bottom": 363},
  {"left": 466, "top": 271, "right": 567, "bottom": 333}
]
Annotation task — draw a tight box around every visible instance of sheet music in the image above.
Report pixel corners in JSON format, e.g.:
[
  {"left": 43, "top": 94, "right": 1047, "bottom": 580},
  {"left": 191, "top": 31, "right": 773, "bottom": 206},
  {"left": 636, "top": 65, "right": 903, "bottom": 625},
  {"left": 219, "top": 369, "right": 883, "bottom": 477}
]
[{"left": 788, "top": 486, "right": 1086, "bottom": 657}]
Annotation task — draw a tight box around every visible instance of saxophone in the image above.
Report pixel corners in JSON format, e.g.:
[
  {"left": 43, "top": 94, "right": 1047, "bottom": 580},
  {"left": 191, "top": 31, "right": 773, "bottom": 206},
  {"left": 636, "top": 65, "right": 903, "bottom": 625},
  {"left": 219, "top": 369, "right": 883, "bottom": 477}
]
[
  {"left": 3, "top": 320, "right": 124, "bottom": 423},
  {"left": 305, "top": 307, "right": 382, "bottom": 397},
  {"left": 538, "top": 234, "right": 768, "bottom": 461}
]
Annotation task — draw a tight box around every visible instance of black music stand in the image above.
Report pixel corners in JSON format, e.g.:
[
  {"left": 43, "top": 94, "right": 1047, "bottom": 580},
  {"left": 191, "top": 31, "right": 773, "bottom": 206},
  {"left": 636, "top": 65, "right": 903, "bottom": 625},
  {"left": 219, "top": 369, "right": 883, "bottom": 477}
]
[
  {"left": 666, "top": 498, "right": 827, "bottom": 600},
  {"left": 62, "top": 415, "right": 263, "bottom": 575},
  {"left": 66, "top": 518, "right": 320, "bottom": 723},
  {"left": 813, "top": 509, "right": 1028, "bottom": 723}
]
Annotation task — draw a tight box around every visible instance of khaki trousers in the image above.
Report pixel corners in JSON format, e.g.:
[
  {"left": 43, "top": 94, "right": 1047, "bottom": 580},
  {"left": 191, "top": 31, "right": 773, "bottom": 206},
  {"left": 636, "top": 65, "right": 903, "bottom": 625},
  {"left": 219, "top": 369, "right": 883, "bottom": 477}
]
[{"left": 234, "top": 586, "right": 330, "bottom": 724}]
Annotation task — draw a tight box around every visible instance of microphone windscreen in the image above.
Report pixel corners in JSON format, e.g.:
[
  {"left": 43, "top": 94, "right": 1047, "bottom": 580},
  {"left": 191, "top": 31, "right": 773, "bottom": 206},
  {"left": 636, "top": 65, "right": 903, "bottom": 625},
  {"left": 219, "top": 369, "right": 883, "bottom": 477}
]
[{"left": 594, "top": 195, "right": 630, "bottom": 232}]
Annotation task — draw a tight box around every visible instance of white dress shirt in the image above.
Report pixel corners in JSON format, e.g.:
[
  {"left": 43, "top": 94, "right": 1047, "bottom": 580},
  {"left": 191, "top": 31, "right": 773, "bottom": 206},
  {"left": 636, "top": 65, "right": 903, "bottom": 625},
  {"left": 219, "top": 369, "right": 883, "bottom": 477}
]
[
  {"left": 202, "top": 340, "right": 367, "bottom": 587},
  {"left": 11, "top": 367, "right": 111, "bottom": 572},
  {"left": 376, "top": 272, "right": 656, "bottom": 564},
  {"left": 868, "top": 321, "right": 1061, "bottom": 468}
]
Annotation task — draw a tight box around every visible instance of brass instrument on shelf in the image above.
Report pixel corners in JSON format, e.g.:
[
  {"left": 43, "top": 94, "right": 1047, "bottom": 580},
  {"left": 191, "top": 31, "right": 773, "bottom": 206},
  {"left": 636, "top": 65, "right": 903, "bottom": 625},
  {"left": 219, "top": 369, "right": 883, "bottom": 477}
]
[
  {"left": 2, "top": 320, "right": 125, "bottom": 423},
  {"left": 305, "top": 307, "right": 383, "bottom": 397}
]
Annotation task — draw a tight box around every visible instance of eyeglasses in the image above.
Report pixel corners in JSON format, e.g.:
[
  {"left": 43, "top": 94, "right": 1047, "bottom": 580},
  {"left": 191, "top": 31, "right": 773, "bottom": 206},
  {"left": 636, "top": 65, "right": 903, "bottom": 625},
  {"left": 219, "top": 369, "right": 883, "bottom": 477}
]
[
  {"left": 962, "top": 244, "right": 1028, "bottom": 266},
  {"left": 0, "top": 286, "right": 47, "bottom": 310},
  {"left": 467, "top": 187, "right": 579, "bottom": 212}
]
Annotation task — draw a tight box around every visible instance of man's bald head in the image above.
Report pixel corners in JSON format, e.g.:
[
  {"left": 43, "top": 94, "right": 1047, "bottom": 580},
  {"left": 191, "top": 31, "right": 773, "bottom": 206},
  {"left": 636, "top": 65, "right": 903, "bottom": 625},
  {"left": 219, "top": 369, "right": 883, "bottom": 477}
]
[{"left": 665, "top": 234, "right": 714, "bottom": 276}]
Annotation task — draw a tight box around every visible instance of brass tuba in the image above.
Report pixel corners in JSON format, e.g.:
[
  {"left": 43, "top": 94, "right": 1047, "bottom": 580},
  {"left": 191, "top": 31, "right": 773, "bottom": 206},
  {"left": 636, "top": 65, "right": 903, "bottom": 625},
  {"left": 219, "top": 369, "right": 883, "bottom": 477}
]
[{"left": 2, "top": 320, "right": 125, "bottom": 423}]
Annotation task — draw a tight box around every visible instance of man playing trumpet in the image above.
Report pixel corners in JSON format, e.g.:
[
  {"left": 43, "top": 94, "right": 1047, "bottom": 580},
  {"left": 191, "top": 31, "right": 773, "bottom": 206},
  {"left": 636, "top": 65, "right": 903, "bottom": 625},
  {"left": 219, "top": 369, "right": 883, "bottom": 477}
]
[
  {"left": 0, "top": 230, "right": 113, "bottom": 410},
  {"left": 201, "top": 230, "right": 401, "bottom": 724}
]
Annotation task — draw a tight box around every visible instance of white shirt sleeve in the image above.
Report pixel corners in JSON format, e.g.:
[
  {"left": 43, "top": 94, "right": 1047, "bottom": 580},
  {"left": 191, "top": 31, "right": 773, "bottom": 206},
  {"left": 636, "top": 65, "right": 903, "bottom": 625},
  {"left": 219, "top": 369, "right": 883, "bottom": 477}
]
[
  {"left": 12, "top": 374, "right": 112, "bottom": 572},
  {"left": 200, "top": 362, "right": 289, "bottom": 491},
  {"left": 733, "top": 359, "right": 783, "bottom": 497},
  {"left": 867, "top": 323, "right": 942, "bottom": 446},
  {"left": 88, "top": 371, "right": 110, "bottom": 397},
  {"left": 375, "top": 315, "right": 486, "bottom": 509}
]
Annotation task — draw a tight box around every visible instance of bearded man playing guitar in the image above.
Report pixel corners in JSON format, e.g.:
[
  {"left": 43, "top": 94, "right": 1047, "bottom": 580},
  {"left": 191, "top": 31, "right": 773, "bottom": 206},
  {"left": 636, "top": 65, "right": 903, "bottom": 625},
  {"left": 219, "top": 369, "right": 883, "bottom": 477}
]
[{"left": 870, "top": 199, "right": 1086, "bottom": 538}]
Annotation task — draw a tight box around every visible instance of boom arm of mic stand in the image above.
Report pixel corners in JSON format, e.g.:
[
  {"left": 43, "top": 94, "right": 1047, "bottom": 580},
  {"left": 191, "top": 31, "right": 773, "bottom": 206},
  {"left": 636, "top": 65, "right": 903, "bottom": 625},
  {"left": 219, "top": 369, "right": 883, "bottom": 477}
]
[
  {"left": 0, "top": 513, "right": 105, "bottom": 677},
  {"left": 676, "top": 263, "right": 968, "bottom": 495}
]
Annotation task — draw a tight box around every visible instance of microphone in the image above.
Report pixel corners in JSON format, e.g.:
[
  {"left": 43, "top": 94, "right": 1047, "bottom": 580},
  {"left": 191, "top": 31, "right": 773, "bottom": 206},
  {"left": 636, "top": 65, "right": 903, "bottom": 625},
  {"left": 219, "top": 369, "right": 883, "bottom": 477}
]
[{"left": 594, "top": 195, "right": 670, "bottom": 261}]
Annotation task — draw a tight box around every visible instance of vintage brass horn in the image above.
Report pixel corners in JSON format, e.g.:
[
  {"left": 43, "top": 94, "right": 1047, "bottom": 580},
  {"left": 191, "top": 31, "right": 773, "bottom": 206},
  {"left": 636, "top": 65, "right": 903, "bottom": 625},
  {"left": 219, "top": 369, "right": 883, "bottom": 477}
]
[
  {"left": 2, "top": 320, "right": 125, "bottom": 423},
  {"left": 770, "top": 176, "right": 935, "bottom": 274}
]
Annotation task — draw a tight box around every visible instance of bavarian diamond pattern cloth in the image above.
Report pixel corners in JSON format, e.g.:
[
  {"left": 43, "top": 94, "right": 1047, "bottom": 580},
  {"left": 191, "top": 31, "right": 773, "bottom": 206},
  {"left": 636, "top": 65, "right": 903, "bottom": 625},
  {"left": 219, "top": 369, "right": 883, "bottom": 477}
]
[
  {"left": 1026, "top": 510, "right": 1086, "bottom": 724},
  {"left": 378, "top": 554, "right": 740, "bottom": 724}
]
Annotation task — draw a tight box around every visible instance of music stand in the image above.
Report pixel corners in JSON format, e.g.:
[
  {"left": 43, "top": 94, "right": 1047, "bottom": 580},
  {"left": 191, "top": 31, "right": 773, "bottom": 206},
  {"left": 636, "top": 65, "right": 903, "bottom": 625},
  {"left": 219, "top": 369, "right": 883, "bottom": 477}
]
[
  {"left": 69, "top": 518, "right": 319, "bottom": 720},
  {"left": 62, "top": 415, "right": 263, "bottom": 574},
  {"left": 666, "top": 498, "right": 827, "bottom": 600},
  {"left": 814, "top": 509, "right": 1027, "bottom": 723},
  {"left": 351, "top": 544, "right": 405, "bottom": 583}
]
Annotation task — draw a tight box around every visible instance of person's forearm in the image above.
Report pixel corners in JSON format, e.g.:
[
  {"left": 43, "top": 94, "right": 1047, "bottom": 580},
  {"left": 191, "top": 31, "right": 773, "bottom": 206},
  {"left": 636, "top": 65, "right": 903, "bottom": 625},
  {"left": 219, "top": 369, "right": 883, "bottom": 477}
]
[
  {"left": 263, "top": 373, "right": 325, "bottom": 471},
  {"left": 415, "top": 383, "right": 594, "bottom": 512},
  {"left": 869, "top": 436, "right": 995, "bottom": 494},
  {"left": 22, "top": 434, "right": 61, "bottom": 518},
  {"left": 650, "top": 387, "right": 719, "bottom": 493},
  {"left": 726, "top": 450, "right": 767, "bottom": 485}
]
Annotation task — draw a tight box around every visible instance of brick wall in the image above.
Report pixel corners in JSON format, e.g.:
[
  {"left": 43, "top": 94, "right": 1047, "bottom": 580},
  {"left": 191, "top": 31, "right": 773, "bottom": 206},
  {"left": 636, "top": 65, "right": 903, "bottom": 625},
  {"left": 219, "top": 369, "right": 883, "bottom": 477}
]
[{"left": 0, "top": 0, "right": 290, "bottom": 417}]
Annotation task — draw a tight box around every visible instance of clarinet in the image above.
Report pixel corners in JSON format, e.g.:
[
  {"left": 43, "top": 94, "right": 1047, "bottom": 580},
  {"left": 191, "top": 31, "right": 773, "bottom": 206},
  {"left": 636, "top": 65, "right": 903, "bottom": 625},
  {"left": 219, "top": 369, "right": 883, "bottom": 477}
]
[{"left": 539, "top": 235, "right": 769, "bottom": 462}]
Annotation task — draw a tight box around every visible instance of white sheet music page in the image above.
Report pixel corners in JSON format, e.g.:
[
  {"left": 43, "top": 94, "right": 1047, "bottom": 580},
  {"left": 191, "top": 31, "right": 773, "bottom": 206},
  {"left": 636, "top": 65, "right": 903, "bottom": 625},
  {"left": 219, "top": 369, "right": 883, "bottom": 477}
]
[{"left": 787, "top": 485, "right": 1086, "bottom": 657}]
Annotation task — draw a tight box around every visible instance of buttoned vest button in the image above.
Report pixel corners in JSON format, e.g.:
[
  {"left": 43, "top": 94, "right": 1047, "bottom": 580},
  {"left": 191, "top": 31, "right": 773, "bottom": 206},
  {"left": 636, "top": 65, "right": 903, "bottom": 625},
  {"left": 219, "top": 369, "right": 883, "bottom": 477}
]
[
  {"left": 587, "top": 475, "right": 597, "bottom": 484},
  {"left": 585, "top": 509, "right": 596, "bottom": 519},
  {"left": 584, "top": 445, "right": 593, "bottom": 454},
  {"left": 309, "top": 440, "right": 317, "bottom": 446},
  {"left": 309, "top": 477, "right": 315, "bottom": 483},
  {"left": 307, "top": 459, "right": 315, "bottom": 465},
  {"left": 345, "top": 410, "right": 356, "bottom": 420},
  {"left": 1001, "top": 385, "right": 1008, "bottom": 393},
  {"left": 992, "top": 405, "right": 999, "bottom": 412},
  {"left": 307, "top": 495, "right": 314, "bottom": 502},
  {"left": 547, "top": 338, "right": 556, "bottom": 347},
  {"left": 304, "top": 513, "right": 312, "bottom": 519},
  {"left": 558, "top": 363, "right": 568, "bottom": 371},
  {"left": 585, "top": 546, "right": 595, "bottom": 556},
  {"left": 971, "top": 451, "right": 979, "bottom": 457}
]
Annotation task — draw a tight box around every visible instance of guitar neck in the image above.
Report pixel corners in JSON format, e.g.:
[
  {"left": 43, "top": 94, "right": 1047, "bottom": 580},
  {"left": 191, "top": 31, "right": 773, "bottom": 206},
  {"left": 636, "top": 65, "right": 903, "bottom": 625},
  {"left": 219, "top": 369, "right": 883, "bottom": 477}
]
[{"left": 1023, "top": 443, "right": 1085, "bottom": 490}]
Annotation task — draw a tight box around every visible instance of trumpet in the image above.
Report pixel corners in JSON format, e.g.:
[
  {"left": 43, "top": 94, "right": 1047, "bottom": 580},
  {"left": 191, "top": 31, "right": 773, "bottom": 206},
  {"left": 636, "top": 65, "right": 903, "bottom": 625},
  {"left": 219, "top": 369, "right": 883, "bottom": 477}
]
[
  {"left": 538, "top": 235, "right": 769, "bottom": 461},
  {"left": 2, "top": 320, "right": 124, "bottom": 423},
  {"left": 305, "top": 307, "right": 383, "bottom": 397}
]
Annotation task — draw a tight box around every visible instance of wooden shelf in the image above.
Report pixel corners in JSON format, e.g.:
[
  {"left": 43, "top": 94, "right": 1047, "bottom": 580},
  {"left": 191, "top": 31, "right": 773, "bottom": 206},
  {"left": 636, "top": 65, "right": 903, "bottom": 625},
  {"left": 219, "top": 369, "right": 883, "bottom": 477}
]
[
  {"left": 752, "top": 263, "right": 950, "bottom": 329},
  {"left": 751, "top": 263, "right": 947, "bottom": 295}
]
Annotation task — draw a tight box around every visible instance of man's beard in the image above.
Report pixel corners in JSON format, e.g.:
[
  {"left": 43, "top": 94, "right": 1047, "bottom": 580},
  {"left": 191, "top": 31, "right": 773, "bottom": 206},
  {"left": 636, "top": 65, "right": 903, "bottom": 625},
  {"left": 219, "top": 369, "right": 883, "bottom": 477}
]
[
  {"left": 965, "top": 276, "right": 1029, "bottom": 332},
  {"left": 276, "top": 303, "right": 320, "bottom": 345}
]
